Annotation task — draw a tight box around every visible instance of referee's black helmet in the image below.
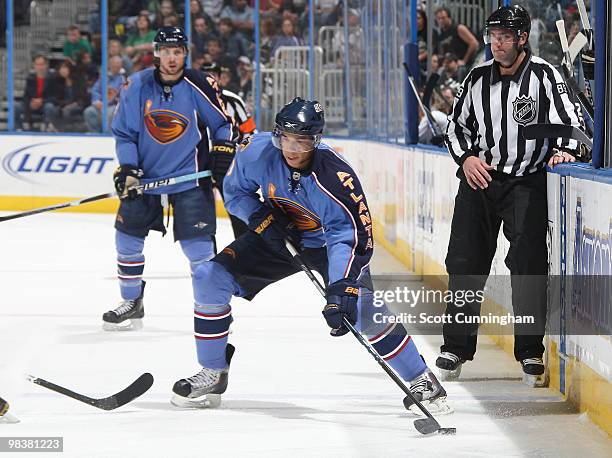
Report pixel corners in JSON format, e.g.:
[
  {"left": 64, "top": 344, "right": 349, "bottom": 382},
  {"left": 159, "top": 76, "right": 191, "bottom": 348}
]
[{"left": 485, "top": 5, "right": 531, "bottom": 39}]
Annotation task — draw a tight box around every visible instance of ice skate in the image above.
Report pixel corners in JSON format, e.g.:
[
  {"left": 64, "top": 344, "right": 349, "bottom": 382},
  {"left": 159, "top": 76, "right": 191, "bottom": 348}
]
[
  {"left": 0, "top": 397, "right": 19, "bottom": 424},
  {"left": 171, "top": 344, "right": 235, "bottom": 409},
  {"left": 521, "top": 357, "right": 546, "bottom": 387},
  {"left": 435, "top": 351, "right": 465, "bottom": 381},
  {"left": 102, "top": 282, "right": 145, "bottom": 331},
  {"left": 404, "top": 369, "right": 453, "bottom": 415}
]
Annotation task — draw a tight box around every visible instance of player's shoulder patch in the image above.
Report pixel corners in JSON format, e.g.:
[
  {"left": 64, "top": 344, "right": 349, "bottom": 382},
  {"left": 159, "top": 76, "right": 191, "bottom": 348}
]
[
  {"left": 236, "top": 132, "right": 274, "bottom": 163},
  {"left": 183, "top": 68, "right": 218, "bottom": 98}
]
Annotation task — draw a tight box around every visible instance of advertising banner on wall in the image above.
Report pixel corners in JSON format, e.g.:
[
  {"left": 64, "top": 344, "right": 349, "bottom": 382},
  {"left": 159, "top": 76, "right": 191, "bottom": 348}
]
[{"left": 0, "top": 134, "right": 117, "bottom": 199}]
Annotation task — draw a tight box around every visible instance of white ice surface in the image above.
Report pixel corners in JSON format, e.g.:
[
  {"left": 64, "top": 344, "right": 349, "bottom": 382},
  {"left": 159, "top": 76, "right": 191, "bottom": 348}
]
[{"left": 1, "top": 213, "right": 610, "bottom": 457}]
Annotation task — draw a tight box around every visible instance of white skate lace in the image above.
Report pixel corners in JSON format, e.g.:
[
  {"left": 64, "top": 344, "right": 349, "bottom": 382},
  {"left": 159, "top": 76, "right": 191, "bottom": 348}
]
[
  {"left": 113, "top": 300, "right": 136, "bottom": 316},
  {"left": 409, "top": 373, "right": 431, "bottom": 394},
  {"left": 186, "top": 368, "right": 221, "bottom": 389},
  {"left": 439, "top": 352, "right": 461, "bottom": 364},
  {"left": 522, "top": 357, "right": 543, "bottom": 365}
]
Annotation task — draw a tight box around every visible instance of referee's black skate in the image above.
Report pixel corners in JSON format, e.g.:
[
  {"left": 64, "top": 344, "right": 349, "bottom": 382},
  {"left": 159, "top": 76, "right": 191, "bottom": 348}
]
[
  {"left": 435, "top": 352, "right": 465, "bottom": 381},
  {"left": 102, "top": 281, "right": 146, "bottom": 331},
  {"left": 171, "top": 344, "right": 235, "bottom": 409},
  {"left": 404, "top": 369, "right": 453, "bottom": 415},
  {"left": 521, "top": 357, "right": 546, "bottom": 387}
]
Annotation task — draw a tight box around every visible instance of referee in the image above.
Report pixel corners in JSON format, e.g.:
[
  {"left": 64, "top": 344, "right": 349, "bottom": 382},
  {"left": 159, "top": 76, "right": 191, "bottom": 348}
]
[
  {"left": 202, "top": 62, "right": 257, "bottom": 239},
  {"left": 437, "top": 5, "right": 582, "bottom": 386}
]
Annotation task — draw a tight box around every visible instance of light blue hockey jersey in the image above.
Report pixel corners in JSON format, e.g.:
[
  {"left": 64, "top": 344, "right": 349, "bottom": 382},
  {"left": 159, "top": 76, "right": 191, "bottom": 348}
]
[
  {"left": 224, "top": 132, "right": 374, "bottom": 284},
  {"left": 111, "top": 68, "right": 233, "bottom": 194}
]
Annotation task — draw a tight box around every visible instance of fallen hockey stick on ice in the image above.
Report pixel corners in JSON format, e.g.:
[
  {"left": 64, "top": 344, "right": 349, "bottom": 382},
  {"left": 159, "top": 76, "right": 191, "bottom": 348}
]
[
  {"left": 0, "top": 397, "right": 20, "bottom": 424},
  {"left": 284, "top": 241, "right": 456, "bottom": 436},
  {"left": 523, "top": 123, "right": 593, "bottom": 149},
  {"left": 0, "top": 170, "right": 212, "bottom": 222},
  {"left": 27, "top": 373, "right": 153, "bottom": 411}
]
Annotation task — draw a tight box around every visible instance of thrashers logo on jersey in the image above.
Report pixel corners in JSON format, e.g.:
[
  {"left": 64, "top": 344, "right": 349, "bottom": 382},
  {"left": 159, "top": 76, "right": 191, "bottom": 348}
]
[
  {"left": 144, "top": 99, "right": 189, "bottom": 144},
  {"left": 268, "top": 183, "right": 322, "bottom": 232},
  {"left": 512, "top": 95, "right": 537, "bottom": 126}
]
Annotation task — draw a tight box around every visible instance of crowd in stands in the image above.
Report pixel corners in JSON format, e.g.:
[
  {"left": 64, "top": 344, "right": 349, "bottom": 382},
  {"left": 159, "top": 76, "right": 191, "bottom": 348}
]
[
  {"left": 8, "top": 1, "right": 590, "bottom": 136},
  {"left": 13, "top": 0, "right": 360, "bottom": 133}
]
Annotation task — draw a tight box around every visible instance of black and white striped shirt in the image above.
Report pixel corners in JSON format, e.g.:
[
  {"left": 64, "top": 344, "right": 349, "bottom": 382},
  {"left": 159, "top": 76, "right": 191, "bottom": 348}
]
[
  {"left": 220, "top": 89, "right": 256, "bottom": 144},
  {"left": 446, "top": 50, "right": 582, "bottom": 176}
]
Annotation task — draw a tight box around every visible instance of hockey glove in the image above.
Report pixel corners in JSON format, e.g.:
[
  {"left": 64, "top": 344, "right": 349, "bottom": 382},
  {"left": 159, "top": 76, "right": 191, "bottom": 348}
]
[
  {"left": 323, "top": 280, "right": 359, "bottom": 337},
  {"left": 580, "top": 49, "right": 595, "bottom": 81},
  {"left": 210, "top": 140, "right": 237, "bottom": 186},
  {"left": 248, "top": 206, "right": 294, "bottom": 257},
  {"left": 113, "top": 165, "right": 144, "bottom": 200}
]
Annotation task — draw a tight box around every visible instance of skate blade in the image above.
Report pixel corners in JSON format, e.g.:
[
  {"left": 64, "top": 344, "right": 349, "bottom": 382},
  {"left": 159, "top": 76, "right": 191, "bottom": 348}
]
[
  {"left": 522, "top": 373, "right": 547, "bottom": 388},
  {"left": 102, "top": 318, "right": 143, "bottom": 332},
  {"left": 171, "top": 393, "right": 222, "bottom": 409},
  {"left": 437, "top": 365, "right": 462, "bottom": 381},
  {"left": 0, "top": 412, "right": 20, "bottom": 424},
  {"left": 408, "top": 398, "right": 454, "bottom": 416}
]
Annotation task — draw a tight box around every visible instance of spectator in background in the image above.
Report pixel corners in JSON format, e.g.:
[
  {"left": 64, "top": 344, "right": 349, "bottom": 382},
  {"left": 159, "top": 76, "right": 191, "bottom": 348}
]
[
  {"left": 16, "top": 55, "right": 60, "bottom": 131},
  {"left": 271, "top": 18, "right": 303, "bottom": 57},
  {"left": 417, "top": 89, "right": 450, "bottom": 145},
  {"left": 202, "top": 0, "right": 225, "bottom": 22},
  {"left": 75, "top": 51, "right": 100, "bottom": 89},
  {"left": 220, "top": 0, "right": 254, "bottom": 37},
  {"left": 260, "top": 0, "right": 284, "bottom": 21},
  {"left": 125, "top": 12, "right": 156, "bottom": 72},
  {"left": 218, "top": 18, "right": 251, "bottom": 60},
  {"left": 417, "top": 9, "right": 429, "bottom": 79},
  {"left": 236, "top": 55, "right": 254, "bottom": 103},
  {"left": 439, "top": 53, "right": 465, "bottom": 93},
  {"left": 163, "top": 13, "right": 180, "bottom": 27},
  {"left": 434, "top": 7, "right": 480, "bottom": 68},
  {"left": 63, "top": 25, "right": 93, "bottom": 65},
  {"left": 109, "top": 39, "right": 133, "bottom": 75},
  {"left": 83, "top": 56, "right": 126, "bottom": 132},
  {"left": 259, "top": 18, "right": 277, "bottom": 64},
  {"left": 192, "top": 15, "right": 218, "bottom": 56},
  {"left": 156, "top": 0, "right": 178, "bottom": 28},
  {"left": 205, "top": 38, "right": 235, "bottom": 72},
  {"left": 190, "top": 0, "right": 216, "bottom": 30},
  {"left": 51, "top": 60, "right": 90, "bottom": 132}
]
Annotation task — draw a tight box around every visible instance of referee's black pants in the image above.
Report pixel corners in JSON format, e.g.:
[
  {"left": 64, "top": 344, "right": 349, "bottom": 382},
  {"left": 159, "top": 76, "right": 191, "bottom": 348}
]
[{"left": 441, "top": 169, "right": 548, "bottom": 362}]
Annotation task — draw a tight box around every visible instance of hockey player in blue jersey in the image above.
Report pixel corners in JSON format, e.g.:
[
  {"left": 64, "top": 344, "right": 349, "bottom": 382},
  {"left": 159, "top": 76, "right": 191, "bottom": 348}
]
[
  {"left": 170, "top": 98, "right": 451, "bottom": 415},
  {"left": 102, "top": 27, "right": 235, "bottom": 330}
]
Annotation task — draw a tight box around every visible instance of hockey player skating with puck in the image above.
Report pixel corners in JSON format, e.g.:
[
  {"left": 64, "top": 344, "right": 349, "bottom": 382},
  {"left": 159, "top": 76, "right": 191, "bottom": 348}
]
[
  {"left": 102, "top": 27, "right": 234, "bottom": 330},
  {"left": 439, "top": 5, "right": 582, "bottom": 386},
  {"left": 170, "top": 98, "right": 451, "bottom": 414}
]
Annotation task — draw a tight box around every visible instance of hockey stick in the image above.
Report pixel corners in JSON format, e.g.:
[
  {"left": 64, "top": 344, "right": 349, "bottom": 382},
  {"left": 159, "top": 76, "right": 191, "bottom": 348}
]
[
  {"left": 523, "top": 123, "right": 593, "bottom": 149},
  {"left": 402, "top": 63, "right": 444, "bottom": 140},
  {"left": 556, "top": 20, "right": 594, "bottom": 120},
  {"left": 284, "top": 241, "right": 456, "bottom": 436},
  {"left": 0, "top": 396, "right": 20, "bottom": 424},
  {"left": 27, "top": 373, "right": 153, "bottom": 411},
  {"left": 0, "top": 170, "right": 212, "bottom": 223}
]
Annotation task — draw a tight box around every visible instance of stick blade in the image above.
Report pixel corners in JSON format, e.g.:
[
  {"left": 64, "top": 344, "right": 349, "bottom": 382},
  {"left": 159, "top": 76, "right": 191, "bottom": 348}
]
[
  {"left": 96, "top": 372, "right": 154, "bottom": 411},
  {"left": 414, "top": 417, "right": 442, "bottom": 435}
]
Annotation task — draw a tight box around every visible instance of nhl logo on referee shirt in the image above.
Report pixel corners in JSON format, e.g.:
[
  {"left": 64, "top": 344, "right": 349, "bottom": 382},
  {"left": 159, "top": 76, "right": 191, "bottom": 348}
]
[{"left": 512, "top": 95, "right": 537, "bottom": 125}]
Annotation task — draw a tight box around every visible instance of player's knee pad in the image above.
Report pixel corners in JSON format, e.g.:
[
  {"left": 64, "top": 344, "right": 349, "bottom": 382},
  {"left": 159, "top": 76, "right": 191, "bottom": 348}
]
[
  {"left": 179, "top": 236, "right": 215, "bottom": 278},
  {"left": 193, "top": 261, "right": 241, "bottom": 307}
]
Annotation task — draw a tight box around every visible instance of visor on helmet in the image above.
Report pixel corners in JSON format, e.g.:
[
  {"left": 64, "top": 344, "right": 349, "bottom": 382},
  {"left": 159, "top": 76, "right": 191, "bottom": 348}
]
[{"left": 272, "top": 127, "right": 321, "bottom": 154}]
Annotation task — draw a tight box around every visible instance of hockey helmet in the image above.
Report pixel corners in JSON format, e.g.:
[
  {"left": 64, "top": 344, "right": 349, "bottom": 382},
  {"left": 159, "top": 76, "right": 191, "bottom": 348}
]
[
  {"left": 485, "top": 5, "right": 531, "bottom": 43},
  {"left": 153, "top": 27, "right": 189, "bottom": 56},
  {"left": 272, "top": 97, "right": 325, "bottom": 153}
]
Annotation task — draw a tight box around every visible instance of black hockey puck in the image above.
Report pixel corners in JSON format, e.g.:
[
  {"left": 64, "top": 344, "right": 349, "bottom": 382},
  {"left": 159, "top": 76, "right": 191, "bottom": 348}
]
[{"left": 438, "top": 427, "right": 457, "bottom": 435}]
